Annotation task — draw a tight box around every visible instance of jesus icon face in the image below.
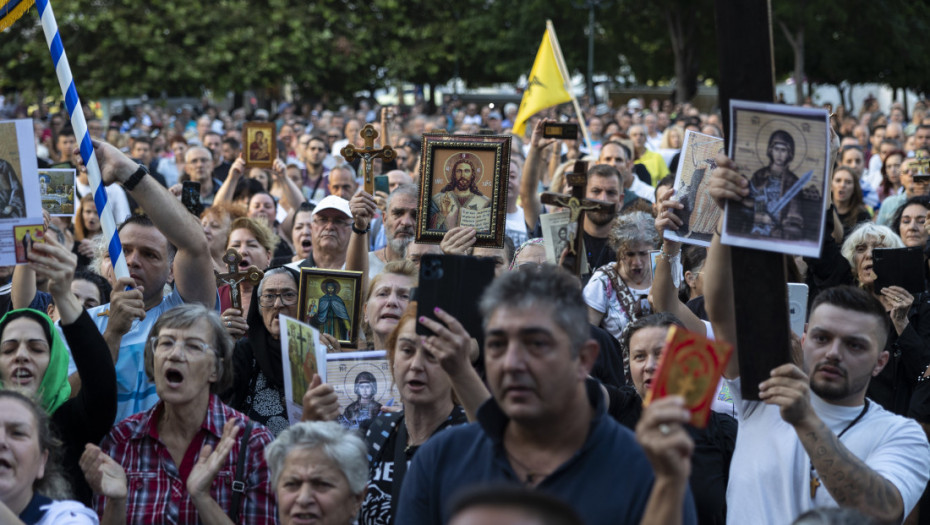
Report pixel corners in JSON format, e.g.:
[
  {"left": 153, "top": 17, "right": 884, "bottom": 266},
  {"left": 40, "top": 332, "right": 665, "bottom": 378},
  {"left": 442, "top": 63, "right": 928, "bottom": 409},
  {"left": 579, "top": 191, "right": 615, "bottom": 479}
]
[{"left": 454, "top": 162, "right": 474, "bottom": 191}]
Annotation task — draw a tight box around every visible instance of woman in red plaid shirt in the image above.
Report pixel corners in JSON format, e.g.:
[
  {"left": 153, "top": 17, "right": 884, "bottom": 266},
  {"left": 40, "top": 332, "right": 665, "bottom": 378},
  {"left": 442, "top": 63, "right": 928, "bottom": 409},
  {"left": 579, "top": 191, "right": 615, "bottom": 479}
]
[{"left": 80, "top": 304, "right": 278, "bottom": 524}]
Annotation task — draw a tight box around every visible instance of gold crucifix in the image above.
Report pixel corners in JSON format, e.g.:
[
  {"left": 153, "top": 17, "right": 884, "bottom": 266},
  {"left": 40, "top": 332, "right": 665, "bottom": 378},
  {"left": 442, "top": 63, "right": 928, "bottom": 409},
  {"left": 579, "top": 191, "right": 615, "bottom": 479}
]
[
  {"left": 215, "top": 249, "right": 264, "bottom": 310},
  {"left": 341, "top": 124, "right": 397, "bottom": 194},
  {"left": 539, "top": 161, "right": 616, "bottom": 275}
]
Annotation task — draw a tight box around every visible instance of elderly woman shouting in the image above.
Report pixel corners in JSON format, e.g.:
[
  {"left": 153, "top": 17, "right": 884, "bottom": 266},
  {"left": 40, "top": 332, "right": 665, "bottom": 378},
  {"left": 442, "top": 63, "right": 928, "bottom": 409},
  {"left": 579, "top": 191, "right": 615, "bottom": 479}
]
[{"left": 80, "top": 304, "right": 276, "bottom": 524}]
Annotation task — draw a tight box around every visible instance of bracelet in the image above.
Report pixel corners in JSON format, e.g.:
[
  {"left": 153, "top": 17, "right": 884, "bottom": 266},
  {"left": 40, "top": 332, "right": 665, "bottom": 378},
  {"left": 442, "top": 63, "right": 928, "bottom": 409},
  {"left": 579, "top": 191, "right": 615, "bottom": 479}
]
[
  {"left": 658, "top": 250, "right": 681, "bottom": 263},
  {"left": 352, "top": 223, "right": 371, "bottom": 235},
  {"left": 122, "top": 164, "right": 149, "bottom": 191},
  {"left": 918, "top": 363, "right": 930, "bottom": 383}
]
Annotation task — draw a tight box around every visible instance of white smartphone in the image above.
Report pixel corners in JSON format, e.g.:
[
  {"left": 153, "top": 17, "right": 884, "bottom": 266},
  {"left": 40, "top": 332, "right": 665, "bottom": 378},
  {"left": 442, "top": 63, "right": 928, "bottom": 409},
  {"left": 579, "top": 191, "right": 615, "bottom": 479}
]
[{"left": 787, "top": 283, "right": 809, "bottom": 337}]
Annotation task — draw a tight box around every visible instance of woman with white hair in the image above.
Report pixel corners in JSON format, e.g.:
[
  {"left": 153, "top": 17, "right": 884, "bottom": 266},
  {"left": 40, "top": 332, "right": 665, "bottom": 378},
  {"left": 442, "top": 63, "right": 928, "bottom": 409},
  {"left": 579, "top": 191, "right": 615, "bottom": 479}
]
[
  {"left": 840, "top": 222, "right": 930, "bottom": 419},
  {"left": 265, "top": 421, "right": 368, "bottom": 525},
  {"left": 583, "top": 211, "right": 660, "bottom": 341}
]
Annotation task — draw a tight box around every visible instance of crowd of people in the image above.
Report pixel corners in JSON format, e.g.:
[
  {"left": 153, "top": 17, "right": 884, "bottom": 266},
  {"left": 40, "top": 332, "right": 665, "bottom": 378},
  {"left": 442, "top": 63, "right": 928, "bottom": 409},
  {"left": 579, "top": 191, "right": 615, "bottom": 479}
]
[{"left": 0, "top": 93, "right": 928, "bottom": 524}]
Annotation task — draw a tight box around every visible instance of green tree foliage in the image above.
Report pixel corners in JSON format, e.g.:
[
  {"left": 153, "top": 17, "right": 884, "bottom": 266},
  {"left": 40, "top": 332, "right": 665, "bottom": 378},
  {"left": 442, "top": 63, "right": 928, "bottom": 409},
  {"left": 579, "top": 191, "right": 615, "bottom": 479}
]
[{"left": 4, "top": 0, "right": 924, "bottom": 107}]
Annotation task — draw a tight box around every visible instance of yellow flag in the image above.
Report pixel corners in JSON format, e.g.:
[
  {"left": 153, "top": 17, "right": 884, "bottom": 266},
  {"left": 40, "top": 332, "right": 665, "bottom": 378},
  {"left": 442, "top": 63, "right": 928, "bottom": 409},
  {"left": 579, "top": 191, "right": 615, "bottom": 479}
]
[
  {"left": 0, "top": 0, "right": 35, "bottom": 31},
  {"left": 513, "top": 23, "right": 573, "bottom": 137}
]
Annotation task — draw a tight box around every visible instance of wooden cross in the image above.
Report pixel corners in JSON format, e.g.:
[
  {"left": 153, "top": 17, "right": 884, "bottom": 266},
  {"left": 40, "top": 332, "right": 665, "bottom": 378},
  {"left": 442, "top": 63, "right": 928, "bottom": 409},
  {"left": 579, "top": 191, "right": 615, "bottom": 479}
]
[
  {"left": 540, "top": 160, "right": 617, "bottom": 275},
  {"left": 214, "top": 248, "right": 265, "bottom": 310},
  {"left": 341, "top": 124, "right": 397, "bottom": 194},
  {"left": 715, "top": 0, "right": 791, "bottom": 400}
]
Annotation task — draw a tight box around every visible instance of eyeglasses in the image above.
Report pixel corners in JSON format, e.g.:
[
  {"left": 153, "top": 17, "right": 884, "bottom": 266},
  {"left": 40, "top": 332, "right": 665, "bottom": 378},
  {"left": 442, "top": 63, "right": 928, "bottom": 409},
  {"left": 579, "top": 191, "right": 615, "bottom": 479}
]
[
  {"left": 312, "top": 217, "right": 352, "bottom": 227},
  {"left": 151, "top": 336, "right": 214, "bottom": 355},
  {"left": 259, "top": 291, "right": 299, "bottom": 307}
]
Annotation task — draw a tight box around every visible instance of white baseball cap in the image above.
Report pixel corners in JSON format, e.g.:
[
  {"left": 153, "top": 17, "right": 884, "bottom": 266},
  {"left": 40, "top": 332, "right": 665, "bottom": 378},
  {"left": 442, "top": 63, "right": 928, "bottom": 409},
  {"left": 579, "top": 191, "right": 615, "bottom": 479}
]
[{"left": 312, "top": 195, "right": 353, "bottom": 219}]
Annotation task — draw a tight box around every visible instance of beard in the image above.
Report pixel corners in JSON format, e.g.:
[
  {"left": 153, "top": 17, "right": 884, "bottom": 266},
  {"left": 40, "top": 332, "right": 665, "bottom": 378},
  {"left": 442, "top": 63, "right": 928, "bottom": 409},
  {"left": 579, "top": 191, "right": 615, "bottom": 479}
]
[
  {"left": 587, "top": 210, "right": 616, "bottom": 227},
  {"left": 389, "top": 234, "right": 413, "bottom": 257}
]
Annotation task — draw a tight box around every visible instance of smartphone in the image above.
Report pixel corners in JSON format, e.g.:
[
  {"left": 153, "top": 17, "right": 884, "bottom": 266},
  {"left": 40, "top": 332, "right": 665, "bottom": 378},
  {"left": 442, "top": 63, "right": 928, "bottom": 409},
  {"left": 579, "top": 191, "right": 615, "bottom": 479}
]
[
  {"left": 181, "top": 180, "right": 204, "bottom": 216},
  {"left": 414, "top": 254, "right": 496, "bottom": 339},
  {"left": 873, "top": 247, "right": 925, "bottom": 294},
  {"left": 374, "top": 175, "right": 390, "bottom": 195},
  {"left": 543, "top": 122, "right": 579, "bottom": 139},
  {"left": 787, "top": 283, "right": 808, "bottom": 337}
]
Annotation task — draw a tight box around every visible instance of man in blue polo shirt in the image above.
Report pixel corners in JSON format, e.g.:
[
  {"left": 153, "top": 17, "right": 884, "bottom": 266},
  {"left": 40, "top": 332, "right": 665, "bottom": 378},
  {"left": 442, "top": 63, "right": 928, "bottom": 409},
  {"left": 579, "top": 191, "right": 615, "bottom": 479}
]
[{"left": 397, "top": 265, "right": 697, "bottom": 525}]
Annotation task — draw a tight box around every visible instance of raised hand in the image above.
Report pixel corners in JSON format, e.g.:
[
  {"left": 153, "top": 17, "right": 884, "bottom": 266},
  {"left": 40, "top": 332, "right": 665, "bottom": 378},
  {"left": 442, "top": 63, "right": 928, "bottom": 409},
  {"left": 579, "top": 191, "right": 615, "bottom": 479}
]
[
  {"left": 654, "top": 186, "right": 684, "bottom": 233},
  {"left": 349, "top": 190, "right": 377, "bottom": 232},
  {"left": 301, "top": 374, "right": 340, "bottom": 422},
  {"left": 440, "top": 226, "right": 476, "bottom": 255},
  {"left": 759, "top": 363, "right": 814, "bottom": 427},
  {"left": 187, "top": 418, "right": 241, "bottom": 498},
  {"left": 418, "top": 307, "right": 475, "bottom": 378},
  {"left": 220, "top": 307, "right": 248, "bottom": 339},
  {"left": 27, "top": 230, "right": 77, "bottom": 300},
  {"left": 75, "top": 140, "right": 139, "bottom": 187},
  {"left": 106, "top": 277, "right": 146, "bottom": 338},
  {"left": 708, "top": 152, "right": 750, "bottom": 210},
  {"left": 80, "top": 444, "right": 128, "bottom": 500},
  {"left": 635, "top": 396, "right": 693, "bottom": 481}
]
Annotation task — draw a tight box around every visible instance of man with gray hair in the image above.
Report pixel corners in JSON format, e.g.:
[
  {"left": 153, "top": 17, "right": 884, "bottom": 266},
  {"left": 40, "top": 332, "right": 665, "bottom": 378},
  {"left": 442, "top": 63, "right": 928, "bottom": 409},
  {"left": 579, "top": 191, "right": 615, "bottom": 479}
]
[
  {"left": 369, "top": 183, "right": 418, "bottom": 276},
  {"left": 397, "top": 265, "right": 697, "bottom": 525}
]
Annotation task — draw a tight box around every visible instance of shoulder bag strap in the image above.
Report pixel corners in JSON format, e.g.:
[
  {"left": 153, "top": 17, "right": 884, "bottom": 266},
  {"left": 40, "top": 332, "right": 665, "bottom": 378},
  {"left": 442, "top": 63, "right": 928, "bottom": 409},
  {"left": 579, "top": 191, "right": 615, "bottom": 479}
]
[{"left": 228, "top": 420, "right": 254, "bottom": 523}]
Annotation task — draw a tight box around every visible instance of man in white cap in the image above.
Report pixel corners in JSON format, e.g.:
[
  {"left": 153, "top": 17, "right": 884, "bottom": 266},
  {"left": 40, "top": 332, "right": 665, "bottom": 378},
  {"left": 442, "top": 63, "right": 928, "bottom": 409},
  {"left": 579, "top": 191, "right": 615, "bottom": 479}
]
[{"left": 287, "top": 195, "right": 355, "bottom": 270}]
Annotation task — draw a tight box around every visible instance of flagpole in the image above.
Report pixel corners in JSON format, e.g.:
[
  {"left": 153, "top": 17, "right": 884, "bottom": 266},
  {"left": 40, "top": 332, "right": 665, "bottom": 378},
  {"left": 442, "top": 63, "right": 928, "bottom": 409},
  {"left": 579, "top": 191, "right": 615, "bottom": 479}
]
[
  {"left": 547, "top": 20, "right": 593, "bottom": 152},
  {"left": 35, "top": 0, "right": 129, "bottom": 281}
]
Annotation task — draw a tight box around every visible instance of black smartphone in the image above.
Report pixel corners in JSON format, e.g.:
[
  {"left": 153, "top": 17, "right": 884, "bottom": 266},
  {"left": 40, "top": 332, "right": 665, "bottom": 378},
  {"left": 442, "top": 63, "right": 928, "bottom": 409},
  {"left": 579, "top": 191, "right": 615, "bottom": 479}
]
[
  {"left": 181, "top": 180, "right": 204, "bottom": 216},
  {"left": 873, "top": 247, "right": 925, "bottom": 294},
  {"left": 374, "top": 175, "right": 390, "bottom": 195},
  {"left": 543, "top": 122, "right": 579, "bottom": 139},
  {"left": 415, "top": 254, "right": 496, "bottom": 339}
]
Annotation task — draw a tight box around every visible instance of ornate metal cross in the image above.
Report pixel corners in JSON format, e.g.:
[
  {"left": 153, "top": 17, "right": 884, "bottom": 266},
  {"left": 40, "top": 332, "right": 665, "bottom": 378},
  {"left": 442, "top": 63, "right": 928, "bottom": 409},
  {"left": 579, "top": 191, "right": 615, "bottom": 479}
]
[
  {"left": 540, "top": 160, "right": 616, "bottom": 275},
  {"left": 341, "top": 124, "right": 397, "bottom": 194},
  {"left": 214, "top": 248, "right": 265, "bottom": 310}
]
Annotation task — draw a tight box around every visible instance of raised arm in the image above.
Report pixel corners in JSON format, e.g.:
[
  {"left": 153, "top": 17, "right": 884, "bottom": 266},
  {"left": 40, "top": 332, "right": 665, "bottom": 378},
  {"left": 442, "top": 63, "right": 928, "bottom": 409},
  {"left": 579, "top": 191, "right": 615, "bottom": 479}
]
[
  {"left": 86, "top": 139, "right": 216, "bottom": 308},
  {"left": 760, "top": 364, "right": 908, "bottom": 523},
  {"left": 270, "top": 158, "right": 307, "bottom": 213},
  {"left": 346, "top": 190, "right": 376, "bottom": 282},
  {"left": 213, "top": 156, "right": 246, "bottom": 205},
  {"left": 636, "top": 396, "right": 696, "bottom": 525},
  {"left": 704, "top": 153, "right": 742, "bottom": 379},
  {"left": 520, "top": 119, "right": 557, "bottom": 232},
  {"left": 419, "top": 307, "right": 492, "bottom": 421},
  {"left": 652, "top": 187, "right": 706, "bottom": 336}
]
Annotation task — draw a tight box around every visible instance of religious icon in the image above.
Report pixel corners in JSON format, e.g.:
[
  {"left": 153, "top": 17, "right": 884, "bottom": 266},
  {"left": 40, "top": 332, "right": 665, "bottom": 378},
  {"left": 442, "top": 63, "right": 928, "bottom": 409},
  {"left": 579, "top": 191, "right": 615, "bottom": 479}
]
[
  {"left": 297, "top": 268, "right": 363, "bottom": 348},
  {"left": 644, "top": 325, "right": 733, "bottom": 428},
  {"left": 38, "top": 169, "right": 76, "bottom": 216},
  {"left": 278, "top": 315, "right": 326, "bottom": 426},
  {"left": 664, "top": 131, "right": 725, "bottom": 247},
  {"left": 243, "top": 122, "right": 277, "bottom": 169},
  {"left": 14, "top": 223, "right": 45, "bottom": 264},
  {"left": 416, "top": 133, "right": 511, "bottom": 248},
  {"left": 722, "top": 100, "right": 830, "bottom": 258},
  {"left": 325, "top": 350, "right": 402, "bottom": 430}
]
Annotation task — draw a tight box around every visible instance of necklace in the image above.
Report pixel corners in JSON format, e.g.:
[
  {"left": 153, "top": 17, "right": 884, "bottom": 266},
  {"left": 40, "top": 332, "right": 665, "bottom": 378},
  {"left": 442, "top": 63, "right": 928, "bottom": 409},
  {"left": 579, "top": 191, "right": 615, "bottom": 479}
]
[
  {"left": 809, "top": 399, "right": 869, "bottom": 499},
  {"left": 506, "top": 449, "right": 552, "bottom": 487}
]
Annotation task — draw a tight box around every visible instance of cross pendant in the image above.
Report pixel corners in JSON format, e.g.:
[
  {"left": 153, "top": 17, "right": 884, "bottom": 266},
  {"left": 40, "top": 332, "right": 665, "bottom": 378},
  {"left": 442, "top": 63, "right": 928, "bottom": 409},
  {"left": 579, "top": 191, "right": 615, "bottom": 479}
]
[{"left": 810, "top": 475, "right": 820, "bottom": 499}]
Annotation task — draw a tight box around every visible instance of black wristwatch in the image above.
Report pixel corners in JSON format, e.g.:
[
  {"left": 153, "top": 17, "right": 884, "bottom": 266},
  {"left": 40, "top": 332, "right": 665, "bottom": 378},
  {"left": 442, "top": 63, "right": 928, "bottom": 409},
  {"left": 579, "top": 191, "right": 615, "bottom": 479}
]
[
  {"left": 352, "top": 222, "right": 371, "bottom": 235},
  {"left": 123, "top": 164, "right": 149, "bottom": 191}
]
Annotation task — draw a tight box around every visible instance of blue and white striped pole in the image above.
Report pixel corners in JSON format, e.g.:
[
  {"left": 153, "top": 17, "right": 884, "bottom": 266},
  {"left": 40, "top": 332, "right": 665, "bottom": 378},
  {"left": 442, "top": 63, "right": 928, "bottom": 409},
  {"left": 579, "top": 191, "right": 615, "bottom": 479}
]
[{"left": 36, "top": 0, "right": 129, "bottom": 281}]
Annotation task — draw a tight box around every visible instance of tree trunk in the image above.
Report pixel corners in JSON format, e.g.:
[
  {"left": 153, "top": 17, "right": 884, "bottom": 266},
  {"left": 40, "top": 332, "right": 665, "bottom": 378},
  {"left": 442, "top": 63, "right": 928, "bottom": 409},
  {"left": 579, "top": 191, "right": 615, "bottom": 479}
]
[
  {"left": 778, "top": 20, "right": 804, "bottom": 105},
  {"left": 667, "top": 10, "right": 698, "bottom": 103}
]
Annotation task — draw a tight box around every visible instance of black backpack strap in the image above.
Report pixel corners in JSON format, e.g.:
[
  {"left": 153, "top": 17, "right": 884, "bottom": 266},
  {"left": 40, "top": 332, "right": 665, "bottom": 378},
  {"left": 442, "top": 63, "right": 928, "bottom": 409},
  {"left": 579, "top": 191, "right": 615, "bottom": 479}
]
[{"left": 229, "top": 420, "right": 254, "bottom": 523}]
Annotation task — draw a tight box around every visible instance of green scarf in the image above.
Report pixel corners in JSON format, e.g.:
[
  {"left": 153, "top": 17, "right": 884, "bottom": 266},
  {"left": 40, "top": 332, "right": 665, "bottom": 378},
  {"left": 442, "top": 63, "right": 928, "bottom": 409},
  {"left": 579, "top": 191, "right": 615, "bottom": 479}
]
[{"left": 0, "top": 308, "right": 71, "bottom": 413}]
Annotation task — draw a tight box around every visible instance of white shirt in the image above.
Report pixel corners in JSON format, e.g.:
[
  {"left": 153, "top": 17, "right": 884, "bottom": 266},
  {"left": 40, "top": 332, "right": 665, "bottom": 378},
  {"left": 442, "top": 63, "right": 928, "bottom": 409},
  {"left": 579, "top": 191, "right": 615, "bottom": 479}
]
[
  {"left": 75, "top": 179, "right": 132, "bottom": 225},
  {"left": 725, "top": 378, "right": 930, "bottom": 524},
  {"left": 627, "top": 176, "right": 656, "bottom": 203}
]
